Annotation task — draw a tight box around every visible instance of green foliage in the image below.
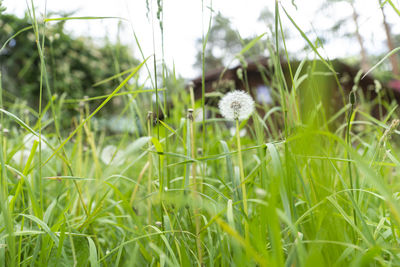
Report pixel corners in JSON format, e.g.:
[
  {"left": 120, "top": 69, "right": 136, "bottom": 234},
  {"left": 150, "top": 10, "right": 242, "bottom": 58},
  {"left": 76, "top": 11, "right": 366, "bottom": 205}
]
[
  {"left": 48, "top": 236, "right": 90, "bottom": 267},
  {"left": 194, "top": 12, "right": 267, "bottom": 72},
  {"left": 2, "top": 1, "right": 400, "bottom": 267},
  {"left": 0, "top": 1, "right": 6, "bottom": 15},
  {"left": 0, "top": 13, "right": 138, "bottom": 107}
]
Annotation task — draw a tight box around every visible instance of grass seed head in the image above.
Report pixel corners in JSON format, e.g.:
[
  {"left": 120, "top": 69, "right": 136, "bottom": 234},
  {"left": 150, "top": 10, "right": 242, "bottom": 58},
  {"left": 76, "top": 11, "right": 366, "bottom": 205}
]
[{"left": 187, "top": 108, "right": 194, "bottom": 120}]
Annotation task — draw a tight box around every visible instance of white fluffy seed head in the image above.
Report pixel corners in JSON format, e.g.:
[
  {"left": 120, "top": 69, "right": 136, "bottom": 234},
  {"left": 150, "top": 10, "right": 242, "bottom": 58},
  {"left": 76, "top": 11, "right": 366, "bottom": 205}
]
[
  {"left": 24, "top": 133, "right": 48, "bottom": 150},
  {"left": 100, "top": 145, "right": 124, "bottom": 166},
  {"left": 12, "top": 149, "right": 31, "bottom": 165},
  {"left": 218, "top": 90, "right": 255, "bottom": 121}
]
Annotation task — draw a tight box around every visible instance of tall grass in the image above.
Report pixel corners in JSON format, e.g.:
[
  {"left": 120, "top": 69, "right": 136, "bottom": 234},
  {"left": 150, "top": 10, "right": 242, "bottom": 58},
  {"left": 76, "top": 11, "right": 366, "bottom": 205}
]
[{"left": 1, "top": 0, "right": 400, "bottom": 266}]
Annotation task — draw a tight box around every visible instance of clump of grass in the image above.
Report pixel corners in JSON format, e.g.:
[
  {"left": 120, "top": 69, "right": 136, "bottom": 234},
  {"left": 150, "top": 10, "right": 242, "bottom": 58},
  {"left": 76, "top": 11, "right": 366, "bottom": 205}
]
[{"left": 1, "top": 0, "right": 400, "bottom": 266}]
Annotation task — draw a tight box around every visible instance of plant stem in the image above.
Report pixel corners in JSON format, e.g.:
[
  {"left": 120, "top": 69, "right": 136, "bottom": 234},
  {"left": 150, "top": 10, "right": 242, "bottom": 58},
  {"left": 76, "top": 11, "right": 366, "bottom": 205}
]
[
  {"left": 0, "top": 72, "right": 16, "bottom": 267},
  {"left": 346, "top": 101, "right": 357, "bottom": 228},
  {"left": 236, "top": 119, "right": 249, "bottom": 240},
  {"left": 188, "top": 109, "right": 203, "bottom": 265},
  {"left": 147, "top": 111, "right": 153, "bottom": 225}
]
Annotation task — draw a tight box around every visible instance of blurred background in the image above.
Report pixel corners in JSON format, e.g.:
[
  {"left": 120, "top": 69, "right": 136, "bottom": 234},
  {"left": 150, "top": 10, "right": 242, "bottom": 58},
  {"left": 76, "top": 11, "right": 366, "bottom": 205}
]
[
  {"left": 1, "top": 0, "right": 400, "bottom": 132},
  {"left": 3, "top": 0, "right": 400, "bottom": 77}
]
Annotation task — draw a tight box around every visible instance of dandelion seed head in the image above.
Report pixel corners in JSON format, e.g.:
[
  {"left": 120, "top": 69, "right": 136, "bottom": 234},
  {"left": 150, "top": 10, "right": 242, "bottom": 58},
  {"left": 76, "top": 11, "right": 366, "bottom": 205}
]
[
  {"left": 218, "top": 90, "right": 255, "bottom": 121},
  {"left": 23, "top": 133, "right": 48, "bottom": 150},
  {"left": 100, "top": 145, "right": 124, "bottom": 166},
  {"left": 194, "top": 109, "right": 203, "bottom": 122},
  {"left": 12, "top": 150, "right": 30, "bottom": 166}
]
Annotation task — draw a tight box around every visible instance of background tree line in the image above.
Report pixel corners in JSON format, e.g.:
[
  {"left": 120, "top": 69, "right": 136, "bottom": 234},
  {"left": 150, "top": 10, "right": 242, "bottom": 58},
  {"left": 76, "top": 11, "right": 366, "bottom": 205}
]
[
  {"left": 0, "top": 6, "right": 138, "bottom": 112},
  {"left": 194, "top": 1, "right": 400, "bottom": 83}
]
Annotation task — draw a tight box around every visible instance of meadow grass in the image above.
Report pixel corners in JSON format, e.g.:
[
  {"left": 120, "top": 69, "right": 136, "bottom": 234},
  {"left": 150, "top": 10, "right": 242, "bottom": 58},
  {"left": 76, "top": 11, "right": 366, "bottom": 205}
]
[{"left": 1, "top": 0, "right": 400, "bottom": 266}]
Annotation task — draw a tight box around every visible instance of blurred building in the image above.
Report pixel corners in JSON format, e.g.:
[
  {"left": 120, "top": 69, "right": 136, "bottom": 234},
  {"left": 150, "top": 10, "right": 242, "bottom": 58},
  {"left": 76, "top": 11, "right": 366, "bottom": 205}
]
[{"left": 190, "top": 57, "right": 399, "bottom": 120}]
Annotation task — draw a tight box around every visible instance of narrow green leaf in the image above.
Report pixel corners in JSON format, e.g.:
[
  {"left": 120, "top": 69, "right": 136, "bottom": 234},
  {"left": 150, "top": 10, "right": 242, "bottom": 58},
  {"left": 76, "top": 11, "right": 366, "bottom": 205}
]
[
  {"left": 362, "top": 47, "right": 400, "bottom": 79},
  {"left": 87, "top": 237, "right": 99, "bottom": 267},
  {"left": 42, "top": 57, "right": 149, "bottom": 166},
  {"left": 20, "top": 214, "right": 59, "bottom": 247}
]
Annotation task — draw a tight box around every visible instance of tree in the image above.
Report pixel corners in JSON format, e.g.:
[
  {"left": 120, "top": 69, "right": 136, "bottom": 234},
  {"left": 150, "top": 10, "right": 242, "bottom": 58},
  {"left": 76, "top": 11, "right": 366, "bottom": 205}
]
[
  {"left": 194, "top": 12, "right": 267, "bottom": 73},
  {"left": 379, "top": 0, "right": 399, "bottom": 76},
  {"left": 0, "top": 12, "right": 138, "bottom": 109},
  {"left": 321, "top": 0, "right": 369, "bottom": 72},
  {"left": 349, "top": 0, "right": 369, "bottom": 72},
  {"left": 0, "top": 0, "right": 6, "bottom": 15},
  {"left": 194, "top": 13, "right": 241, "bottom": 72}
]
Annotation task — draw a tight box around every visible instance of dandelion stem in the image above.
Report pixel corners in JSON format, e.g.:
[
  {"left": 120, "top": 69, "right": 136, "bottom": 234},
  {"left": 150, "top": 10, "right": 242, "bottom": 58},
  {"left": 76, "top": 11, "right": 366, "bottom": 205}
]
[{"left": 236, "top": 119, "right": 249, "bottom": 240}]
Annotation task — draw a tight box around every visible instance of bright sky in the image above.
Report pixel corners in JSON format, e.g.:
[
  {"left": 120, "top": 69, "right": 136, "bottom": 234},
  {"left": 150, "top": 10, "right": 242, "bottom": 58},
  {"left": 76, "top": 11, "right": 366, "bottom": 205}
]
[{"left": 3, "top": 0, "right": 400, "bottom": 79}]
